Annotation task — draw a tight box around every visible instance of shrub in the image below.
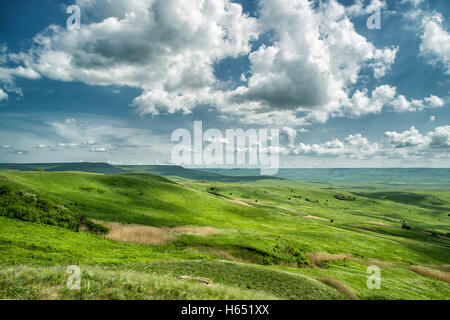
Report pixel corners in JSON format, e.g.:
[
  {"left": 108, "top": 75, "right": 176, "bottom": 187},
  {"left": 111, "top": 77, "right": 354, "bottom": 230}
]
[
  {"left": 0, "top": 184, "right": 11, "bottom": 195},
  {"left": 283, "top": 245, "right": 311, "bottom": 266},
  {"left": 83, "top": 220, "right": 109, "bottom": 234},
  {"left": 18, "top": 190, "right": 37, "bottom": 202},
  {"left": 401, "top": 221, "right": 411, "bottom": 230},
  {"left": 335, "top": 194, "right": 356, "bottom": 201}
]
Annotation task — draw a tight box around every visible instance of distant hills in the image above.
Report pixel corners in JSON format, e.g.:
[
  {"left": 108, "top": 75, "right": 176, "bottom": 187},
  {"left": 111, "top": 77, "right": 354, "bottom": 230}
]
[
  {"left": 200, "top": 168, "right": 450, "bottom": 187},
  {"left": 1, "top": 163, "right": 449, "bottom": 187},
  {"left": 0, "top": 163, "right": 282, "bottom": 183}
]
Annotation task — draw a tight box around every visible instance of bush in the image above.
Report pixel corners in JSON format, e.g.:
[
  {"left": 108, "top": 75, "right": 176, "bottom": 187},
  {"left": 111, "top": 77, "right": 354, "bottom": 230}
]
[
  {"left": 18, "top": 190, "right": 37, "bottom": 202},
  {"left": 401, "top": 221, "right": 411, "bottom": 230},
  {"left": 335, "top": 194, "right": 356, "bottom": 201},
  {"left": 0, "top": 185, "right": 11, "bottom": 195},
  {"left": 83, "top": 220, "right": 109, "bottom": 234},
  {"left": 283, "top": 245, "right": 311, "bottom": 267}
]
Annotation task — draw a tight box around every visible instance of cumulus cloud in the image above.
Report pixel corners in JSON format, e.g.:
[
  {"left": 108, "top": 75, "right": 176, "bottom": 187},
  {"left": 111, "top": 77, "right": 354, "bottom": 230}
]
[
  {"left": 385, "top": 126, "right": 450, "bottom": 149},
  {"left": 230, "top": 0, "right": 398, "bottom": 120},
  {"left": 419, "top": 12, "right": 450, "bottom": 74},
  {"left": 428, "top": 126, "right": 450, "bottom": 148},
  {"left": 290, "top": 126, "right": 449, "bottom": 160},
  {"left": 384, "top": 126, "right": 428, "bottom": 148},
  {"left": 343, "top": 85, "right": 396, "bottom": 116},
  {"left": 1, "top": 0, "right": 445, "bottom": 126},
  {"left": 391, "top": 94, "right": 445, "bottom": 112},
  {"left": 292, "top": 133, "right": 379, "bottom": 159},
  {"left": 15, "top": 0, "right": 258, "bottom": 116}
]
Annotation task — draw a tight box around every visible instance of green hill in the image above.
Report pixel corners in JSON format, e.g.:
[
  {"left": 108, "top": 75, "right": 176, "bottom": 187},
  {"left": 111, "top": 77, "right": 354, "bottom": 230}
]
[
  {"left": 0, "top": 169, "right": 449, "bottom": 300},
  {"left": 0, "top": 163, "right": 284, "bottom": 183}
]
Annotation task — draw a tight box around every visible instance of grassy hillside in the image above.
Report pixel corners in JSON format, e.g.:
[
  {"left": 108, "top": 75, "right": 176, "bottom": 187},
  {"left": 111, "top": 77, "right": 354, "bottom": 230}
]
[
  {"left": 0, "top": 169, "right": 449, "bottom": 300},
  {"left": 0, "top": 163, "right": 284, "bottom": 183}
]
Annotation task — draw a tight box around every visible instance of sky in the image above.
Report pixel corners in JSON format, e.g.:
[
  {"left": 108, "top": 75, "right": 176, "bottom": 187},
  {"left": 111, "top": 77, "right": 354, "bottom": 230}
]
[{"left": 0, "top": 0, "right": 449, "bottom": 168}]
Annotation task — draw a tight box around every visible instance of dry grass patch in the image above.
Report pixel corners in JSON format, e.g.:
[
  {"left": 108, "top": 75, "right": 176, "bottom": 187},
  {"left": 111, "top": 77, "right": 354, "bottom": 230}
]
[
  {"left": 228, "top": 199, "right": 252, "bottom": 207},
  {"left": 317, "top": 277, "right": 358, "bottom": 300},
  {"left": 308, "top": 253, "right": 353, "bottom": 266},
  {"left": 105, "top": 223, "right": 174, "bottom": 245},
  {"left": 303, "top": 215, "right": 327, "bottom": 221},
  {"left": 410, "top": 266, "right": 450, "bottom": 284},
  {"left": 169, "top": 226, "right": 222, "bottom": 236},
  {"left": 102, "top": 222, "right": 222, "bottom": 245},
  {"left": 178, "top": 276, "right": 213, "bottom": 286}
]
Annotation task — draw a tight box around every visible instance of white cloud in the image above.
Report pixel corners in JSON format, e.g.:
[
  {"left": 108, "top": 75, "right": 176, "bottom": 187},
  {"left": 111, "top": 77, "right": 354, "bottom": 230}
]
[
  {"left": 0, "top": 0, "right": 444, "bottom": 127},
  {"left": 292, "top": 133, "right": 379, "bottom": 159},
  {"left": 290, "top": 126, "right": 449, "bottom": 160},
  {"left": 391, "top": 94, "right": 445, "bottom": 112},
  {"left": 47, "top": 117, "right": 164, "bottom": 154},
  {"left": 0, "top": 46, "right": 41, "bottom": 98},
  {"left": 343, "top": 85, "right": 396, "bottom": 116},
  {"left": 428, "top": 126, "right": 450, "bottom": 148},
  {"left": 400, "top": 0, "right": 424, "bottom": 7},
  {"left": 89, "top": 147, "right": 107, "bottom": 153},
  {"left": 384, "top": 126, "right": 428, "bottom": 148},
  {"left": 6, "top": 0, "right": 404, "bottom": 125},
  {"left": 419, "top": 12, "right": 450, "bottom": 74},
  {"left": 58, "top": 143, "right": 79, "bottom": 148},
  {"left": 229, "top": 0, "right": 398, "bottom": 122},
  {"left": 385, "top": 126, "right": 450, "bottom": 150},
  {"left": 430, "top": 116, "right": 435, "bottom": 122},
  {"left": 0, "top": 88, "right": 7, "bottom": 102},
  {"left": 18, "top": 0, "right": 258, "bottom": 116}
]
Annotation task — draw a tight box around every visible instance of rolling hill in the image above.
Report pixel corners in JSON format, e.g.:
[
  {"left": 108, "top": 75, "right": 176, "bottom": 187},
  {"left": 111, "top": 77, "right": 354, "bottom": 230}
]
[{"left": 0, "top": 169, "right": 449, "bottom": 300}]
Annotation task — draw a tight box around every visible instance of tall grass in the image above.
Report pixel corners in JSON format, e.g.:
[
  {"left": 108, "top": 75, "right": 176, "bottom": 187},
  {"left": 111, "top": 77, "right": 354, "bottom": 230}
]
[
  {"left": 104, "top": 223, "right": 222, "bottom": 245},
  {"left": 317, "top": 277, "right": 359, "bottom": 300},
  {"left": 105, "top": 223, "right": 174, "bottom": 245},
  {"left": 308, "top": 253, "right": 353, "bottom": 266},
  {"left": 410, "top": 266, "right": 450, "bottom": 284}
]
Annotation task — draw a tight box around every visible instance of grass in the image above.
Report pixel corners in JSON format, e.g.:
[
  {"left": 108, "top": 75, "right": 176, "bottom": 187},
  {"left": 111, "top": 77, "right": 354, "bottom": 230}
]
[
  {"left": 0, "top": 264, "right": 277, "bottom": 300},
  {"left": 307, "top": 253, "right": 353, "bottom": 267},
  {"left": 103, "top": 223, "right": 222, "bottom": 245},
  {"left": 410, "top": 266, "right": 450, "bottom": 284},
  {"left": 317, "top": 277, "right": 359, "bottom": 300},
  {"left": 104, "top": 223, "right": 175, "bottom": 245},
  {"left": 0, "top": 168, "right": 449, "bottom": 300}
]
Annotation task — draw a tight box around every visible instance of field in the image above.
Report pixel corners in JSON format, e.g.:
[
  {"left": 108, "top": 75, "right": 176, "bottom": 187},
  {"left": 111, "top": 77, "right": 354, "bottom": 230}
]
[{"left": 0, "top": 165, "right": 449, "bottom": 300}]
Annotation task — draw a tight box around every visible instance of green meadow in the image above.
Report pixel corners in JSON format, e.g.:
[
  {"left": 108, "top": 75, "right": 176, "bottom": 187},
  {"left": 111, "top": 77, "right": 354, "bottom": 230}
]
[{"left": 0, "top": 166, "right": 449, "bottom": 300}]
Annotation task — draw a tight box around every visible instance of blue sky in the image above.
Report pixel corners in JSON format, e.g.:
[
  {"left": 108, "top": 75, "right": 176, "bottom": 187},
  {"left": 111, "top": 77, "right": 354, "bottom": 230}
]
[{"left": 0, "top": 0, "right": 449, "bottom": 167}]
